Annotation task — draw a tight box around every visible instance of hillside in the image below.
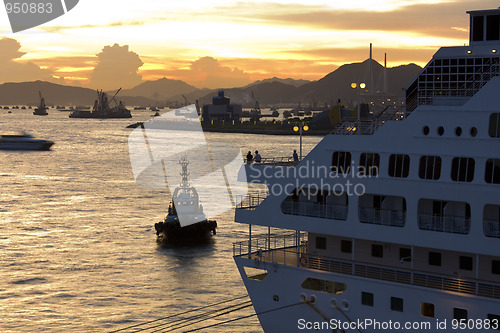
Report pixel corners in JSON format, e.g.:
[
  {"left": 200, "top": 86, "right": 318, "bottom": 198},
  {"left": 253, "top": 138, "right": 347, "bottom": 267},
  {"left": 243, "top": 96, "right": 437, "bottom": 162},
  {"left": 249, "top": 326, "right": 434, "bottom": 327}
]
[{"left": 0, "top": 60, "right": 422, "bottom": 107}]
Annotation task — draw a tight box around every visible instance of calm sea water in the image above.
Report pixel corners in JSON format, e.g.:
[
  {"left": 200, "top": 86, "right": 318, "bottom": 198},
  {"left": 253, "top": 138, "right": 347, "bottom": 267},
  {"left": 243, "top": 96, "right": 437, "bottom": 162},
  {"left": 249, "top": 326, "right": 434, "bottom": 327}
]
[{"left": 0, "top": 108, "right": 320, "bottom": 332}]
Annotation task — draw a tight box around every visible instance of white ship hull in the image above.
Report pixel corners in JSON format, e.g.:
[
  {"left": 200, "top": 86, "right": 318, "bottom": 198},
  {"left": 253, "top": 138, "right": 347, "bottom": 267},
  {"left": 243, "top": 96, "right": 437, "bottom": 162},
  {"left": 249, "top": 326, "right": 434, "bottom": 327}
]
[{"left": 235, "top": 256, "right": 498, "bottom": 332}]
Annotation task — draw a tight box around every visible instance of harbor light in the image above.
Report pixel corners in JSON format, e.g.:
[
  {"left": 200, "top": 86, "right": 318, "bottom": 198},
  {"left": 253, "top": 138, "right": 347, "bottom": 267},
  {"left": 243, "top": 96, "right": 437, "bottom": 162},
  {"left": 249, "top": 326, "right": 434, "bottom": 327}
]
[
  {"left": 351, "top": 82, "right": 366, "bottom": 135},
  {"left": 293, "top": 121, "right": 309, "bottom": 161}
]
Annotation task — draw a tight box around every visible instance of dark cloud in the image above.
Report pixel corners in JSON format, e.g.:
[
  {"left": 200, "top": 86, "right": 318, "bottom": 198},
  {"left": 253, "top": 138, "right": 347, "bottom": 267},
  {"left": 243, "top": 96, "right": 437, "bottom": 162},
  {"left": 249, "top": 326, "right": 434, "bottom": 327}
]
[
  {"left": 89, "top": 44, "right": 143, "bottom": 90},
  {"left": 0, "top": 38, "right": 58, "bottom": 83},
  {"left": 166, "top": 56, "right": 251, "bottom": 89}
]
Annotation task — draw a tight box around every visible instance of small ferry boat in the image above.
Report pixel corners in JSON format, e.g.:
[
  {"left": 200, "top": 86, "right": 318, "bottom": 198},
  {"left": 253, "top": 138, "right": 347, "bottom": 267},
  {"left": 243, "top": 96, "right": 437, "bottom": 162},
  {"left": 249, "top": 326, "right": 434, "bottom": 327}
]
[
  {"left": 154, "top": 157, "right": 217, "bottom": 243},
  {"left": 33, "top": 91, "right": 48, "bottom": 116},
  {"left": 0, "top": 134, "right": 53, "bottom": 150}
]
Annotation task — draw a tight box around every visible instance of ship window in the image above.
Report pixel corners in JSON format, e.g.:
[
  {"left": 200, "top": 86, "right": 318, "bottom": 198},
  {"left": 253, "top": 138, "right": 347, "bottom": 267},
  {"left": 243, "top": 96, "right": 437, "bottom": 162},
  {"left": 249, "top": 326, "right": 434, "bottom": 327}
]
[
  {"left": 391, "top": 297, "right": 403, "bottom": 312},
  {"left": 359, "top": 153, "right": 379, "bottom": 176},
  {"left": 454, "top": 308, "right": 468, "bottom": 320},
  {"left": 437, "top": 126, "right": 444, "bottom": 136},
  {"left": 301, "top": 278, "right": 346, "bottom": 295},
  {"left": 315, "top": 236, "right": 326, "bottom": 250},
  {"left": 459, "top": 256, "right": 473, "bottom": 271},
  {"left": 429, "top": 252, "right": 442, "bottom": 266},
  {"left": 485, "top": 159, "right": 500, "bottom": 183},
  {"left": 423, "top": 126, "right": 430, "bottom": 135},
  {"left": 419, "top": 156, "right": 441, "bottom": 180},
  {"left": 472, "top": 16, "right": 484, "bottom": 42},
  {"left": 421, "top": 302, "right": 435, "bottom": 318},
  {"left": 455, "top": 127, "right": 462, "bottom": 136},
  {"left": 487, "top": 15, "right": 500, "bottom": 41},
  {"left": 451, "top": 157, "right": 475, "bottom": 182},
  {"left": 340, "top": 240, "right": 352, "bottom": 253},
  {"left": 492, "top": 260, "right": 500, "bottom": 275},
  {"left": 361, "top": 292, "right": 374, "bottom": 306},
  {"left": 332, "top": 152, "right": 351, "bottom": 174},
  {"left": 371, "top": 244, "right": 383, "bottom": 258},
  {"left": 470, "top": 127, "right": 478, "bottom": 137},
  {"left": 388, "top": 154, "right": 410, "bottom": 178},
  {"left": 399, "top": 248, "right": 412, "bottom": 262},
  {"left": 489, "top": 113, "right": 500, "bottom": 137}
]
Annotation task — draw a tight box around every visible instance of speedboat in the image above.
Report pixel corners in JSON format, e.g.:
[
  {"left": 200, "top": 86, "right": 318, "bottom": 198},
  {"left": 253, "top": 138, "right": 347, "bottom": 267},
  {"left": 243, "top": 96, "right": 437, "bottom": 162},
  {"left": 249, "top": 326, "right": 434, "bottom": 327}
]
[{"left": 0, "top": 134, "right": 54, "bottom": 150}]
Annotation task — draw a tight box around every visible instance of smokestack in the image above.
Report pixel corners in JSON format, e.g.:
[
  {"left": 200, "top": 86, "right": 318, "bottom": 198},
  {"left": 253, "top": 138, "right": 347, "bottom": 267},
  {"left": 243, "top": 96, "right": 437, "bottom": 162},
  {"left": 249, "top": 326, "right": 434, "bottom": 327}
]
[
  {"left": 384, "top": 53, "right": 388, "bottom": 93},
  {"left": 370, "top": 43, "right": 372, "bottom": 60}
]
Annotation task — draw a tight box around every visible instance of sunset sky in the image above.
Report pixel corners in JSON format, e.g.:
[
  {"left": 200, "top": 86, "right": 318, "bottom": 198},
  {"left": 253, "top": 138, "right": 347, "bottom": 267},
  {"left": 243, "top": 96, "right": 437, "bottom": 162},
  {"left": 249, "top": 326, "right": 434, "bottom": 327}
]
[{"left": 0, "top": 0, "right": 499, "bottom": 89}]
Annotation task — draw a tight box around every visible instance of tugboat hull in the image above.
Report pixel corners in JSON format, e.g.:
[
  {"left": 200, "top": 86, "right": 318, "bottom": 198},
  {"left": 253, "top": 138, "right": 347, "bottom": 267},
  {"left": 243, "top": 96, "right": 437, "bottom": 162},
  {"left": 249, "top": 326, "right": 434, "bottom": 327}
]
[{"left": 154, "top": 220, "right": 217, "bottom": 244}]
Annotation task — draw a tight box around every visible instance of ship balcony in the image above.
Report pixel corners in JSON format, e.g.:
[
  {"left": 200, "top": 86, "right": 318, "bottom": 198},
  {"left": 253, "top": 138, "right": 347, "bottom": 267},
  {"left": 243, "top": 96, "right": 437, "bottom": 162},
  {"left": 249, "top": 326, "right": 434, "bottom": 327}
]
[
  {"left": 281, "top": 199, "right": 348, "bottom": 220},
  {"left": 233, "top": 233, "right": 500, "bottom": 300},
  {"left": 236, "top": 193, "right": 267, "bottom": 210},
  {"left": 359, "top": 207, "right": 406, "bottom": 227},
  {"left": 417, "top": 214, "right": 471, "bottom": 234},
  {"left": 484, "top": 219, "right": 500, "bottom": 238}
]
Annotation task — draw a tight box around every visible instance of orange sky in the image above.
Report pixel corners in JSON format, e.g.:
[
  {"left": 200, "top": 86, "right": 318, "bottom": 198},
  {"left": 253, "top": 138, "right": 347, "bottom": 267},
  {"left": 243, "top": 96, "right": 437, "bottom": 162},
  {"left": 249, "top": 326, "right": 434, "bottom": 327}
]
[{"left": 0, "top": 0, "right": 499, "bottom": 89}]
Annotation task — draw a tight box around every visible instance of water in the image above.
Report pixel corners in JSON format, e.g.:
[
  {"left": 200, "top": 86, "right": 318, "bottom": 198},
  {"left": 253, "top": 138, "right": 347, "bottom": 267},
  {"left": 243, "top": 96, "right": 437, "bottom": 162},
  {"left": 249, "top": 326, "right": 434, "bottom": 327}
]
[{"left": 0, "top": 109, "right": 321, "bottom": 332}]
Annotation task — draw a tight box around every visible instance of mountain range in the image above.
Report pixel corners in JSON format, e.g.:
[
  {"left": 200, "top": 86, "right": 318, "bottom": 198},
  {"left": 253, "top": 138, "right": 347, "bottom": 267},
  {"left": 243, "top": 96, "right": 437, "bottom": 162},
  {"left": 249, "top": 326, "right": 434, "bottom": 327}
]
[{"left": 0, "top": 59, "right": 422, "bottom": 107}]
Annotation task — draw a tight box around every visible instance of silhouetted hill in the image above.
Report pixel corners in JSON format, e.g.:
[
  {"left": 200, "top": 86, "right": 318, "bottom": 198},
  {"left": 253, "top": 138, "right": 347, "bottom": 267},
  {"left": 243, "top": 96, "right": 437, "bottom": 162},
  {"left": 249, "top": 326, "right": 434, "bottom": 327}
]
[
  {"left": 0, "top": 60, "right": 422, "bottom": 107},
  {"left": 299, "top": 59, "right": 422, "bottom": 104},
  {"left": 0, "top": 81, "right": 156, "bottom": 106},
  {"left": 120, "top": 77, "right": 199, "bottom": 101},
  {"left": 244, "top": 77, "right": 311, "bottom": 88},
  {"left": 195, "top": 60, "right": 422, "bottom": 107}
]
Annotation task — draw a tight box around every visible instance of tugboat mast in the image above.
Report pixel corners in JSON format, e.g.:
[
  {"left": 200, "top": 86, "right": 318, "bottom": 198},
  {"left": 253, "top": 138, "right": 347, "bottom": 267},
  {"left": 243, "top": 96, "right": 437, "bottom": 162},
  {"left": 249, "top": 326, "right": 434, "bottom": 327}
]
[{"left": 179, "top": 156, "right": 190, "bottom": 188}]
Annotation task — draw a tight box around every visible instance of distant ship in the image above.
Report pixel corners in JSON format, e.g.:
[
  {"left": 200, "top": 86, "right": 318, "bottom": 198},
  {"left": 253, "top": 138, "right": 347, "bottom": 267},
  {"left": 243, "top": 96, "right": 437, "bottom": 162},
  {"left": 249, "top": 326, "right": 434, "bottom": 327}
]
[
  {"left": 0, "top": 134, "right": 53, "bottom": 150},
  {"left": 33, "top": 91, "right": 48, "bottom": 116},
  {"left": 154, "top": 157, "right": 217, "bottom": 243},
  {"left": 69, "top": 89, "right": 131, "bottom": 118}
]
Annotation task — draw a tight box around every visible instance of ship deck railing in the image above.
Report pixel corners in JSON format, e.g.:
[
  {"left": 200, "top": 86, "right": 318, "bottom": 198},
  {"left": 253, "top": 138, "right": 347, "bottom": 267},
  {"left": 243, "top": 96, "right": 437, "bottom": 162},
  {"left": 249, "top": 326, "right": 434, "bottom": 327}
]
[
  {"left": 281, "top": 200, "right": 348, "bottom": 220},
  {"left": 244, "top": 156, "right": 295, "bottom": 166},
  {"left": 236, "top": 193, "right": 268, "bottom": 210},
  {"left": 233, "top": 233, "right": 500, "bottom": 300},
  {"left": 417, "top": 214, "right": 471, "bottom": 234},
  {"left": 330, "top": 106, "right": 407, "bottom": 135}
]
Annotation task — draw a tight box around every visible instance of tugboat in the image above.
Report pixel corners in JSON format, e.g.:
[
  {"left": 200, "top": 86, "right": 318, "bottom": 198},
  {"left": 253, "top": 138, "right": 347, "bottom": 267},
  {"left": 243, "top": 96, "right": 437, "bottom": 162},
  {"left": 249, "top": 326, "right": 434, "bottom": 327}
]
[
  {"left": 33, "top": 91, "right": 48, "bottom": 115},
  {"left": 69, "top": 88, "right": 132, "bottom": 118},
  {"left": 154, "top": 157, "right": 217, "bottom": 244}
]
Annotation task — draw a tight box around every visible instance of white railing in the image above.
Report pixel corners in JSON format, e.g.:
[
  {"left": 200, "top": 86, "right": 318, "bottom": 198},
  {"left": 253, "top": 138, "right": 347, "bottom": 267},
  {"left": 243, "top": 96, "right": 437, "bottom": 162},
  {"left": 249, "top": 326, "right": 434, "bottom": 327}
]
[
  {"left": 233, "top": 234, "right": 500, "bottom": 299},
  {"left": 359, "top": 207, "right": 405, "bottom": 227},
  {"left": 281, "top": 200, "right": 348, "bottom": 220},
  {"left": 245, "top": 156, "right": 295, "bottom": 166},
  {"left": 417, "top": 214, "right": 470, "bottom": 234},
  {"left": 236, "top": 194, "right": 267, "bottom": 210}
]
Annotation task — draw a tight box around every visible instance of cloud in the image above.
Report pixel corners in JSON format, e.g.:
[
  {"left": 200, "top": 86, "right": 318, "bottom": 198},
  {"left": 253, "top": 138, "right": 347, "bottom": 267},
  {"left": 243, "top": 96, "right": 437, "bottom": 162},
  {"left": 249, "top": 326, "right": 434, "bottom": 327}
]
[
  {"left": 0, "top": 38, "right": 58, "bottom": 83},
  {"left": 166, "top": 57, "right": 251, "bottom": 89},
  {"left": 89, "top": 44, "right": 143, "bottom": 90}
]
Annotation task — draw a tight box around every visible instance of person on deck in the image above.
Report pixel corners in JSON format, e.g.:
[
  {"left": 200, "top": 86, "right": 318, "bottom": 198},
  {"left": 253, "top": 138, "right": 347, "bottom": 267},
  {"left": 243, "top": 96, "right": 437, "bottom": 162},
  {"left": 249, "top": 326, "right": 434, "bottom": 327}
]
[
  {"left": 293, "top": 149, "right": 299, "bottom": 165},
  {"left": 246, "top": 151, "right": 253, "bottom": 164},
  {"left": 254, "top": 150, "right": 262, "bottom": 164}
]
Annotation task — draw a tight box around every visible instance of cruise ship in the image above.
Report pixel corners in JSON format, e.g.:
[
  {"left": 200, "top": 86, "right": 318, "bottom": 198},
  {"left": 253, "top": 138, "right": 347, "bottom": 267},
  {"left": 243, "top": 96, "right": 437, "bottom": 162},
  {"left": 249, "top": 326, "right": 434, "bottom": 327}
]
[{"left": 233, "top": 7, "right": 500, "bottom": 333}]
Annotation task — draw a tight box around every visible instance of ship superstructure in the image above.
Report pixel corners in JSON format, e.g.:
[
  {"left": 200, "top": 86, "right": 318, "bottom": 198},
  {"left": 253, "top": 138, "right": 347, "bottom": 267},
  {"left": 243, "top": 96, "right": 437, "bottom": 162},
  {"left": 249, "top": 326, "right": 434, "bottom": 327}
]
[{"left": 233, "top": 8, "right": 500, "bottom": 333}]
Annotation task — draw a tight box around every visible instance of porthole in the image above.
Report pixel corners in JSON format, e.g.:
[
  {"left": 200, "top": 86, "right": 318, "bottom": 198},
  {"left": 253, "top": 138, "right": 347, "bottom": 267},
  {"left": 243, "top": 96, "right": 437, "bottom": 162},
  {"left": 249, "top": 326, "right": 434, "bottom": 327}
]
[
  {"left": 437, "top": 126, "right": 444, "bottom": 136},
  {"left": 423, "top": 126, "right": 430, "bottom": 135},
  {"left": 470, "top": 127, "right": 478, "bottom": 137},
  {"left": 455, "top": 127, "right": 462, "bottom": 136}
]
